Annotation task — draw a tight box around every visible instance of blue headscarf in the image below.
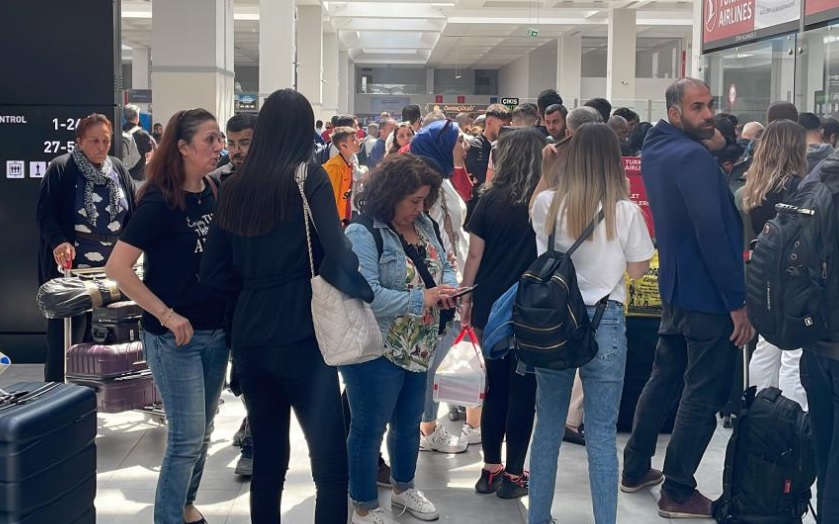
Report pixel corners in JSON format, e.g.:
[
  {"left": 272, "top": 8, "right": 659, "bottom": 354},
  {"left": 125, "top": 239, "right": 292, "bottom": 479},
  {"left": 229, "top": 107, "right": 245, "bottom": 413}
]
[{"left": 410, "top": 119, "right": 459, "bottom": 178}]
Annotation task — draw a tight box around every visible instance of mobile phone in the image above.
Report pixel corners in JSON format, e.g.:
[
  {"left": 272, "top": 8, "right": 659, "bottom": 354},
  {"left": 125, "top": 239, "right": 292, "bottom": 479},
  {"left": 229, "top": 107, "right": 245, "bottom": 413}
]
[{"left": 450, "top": 285, "right": 478, "bottom": 299}]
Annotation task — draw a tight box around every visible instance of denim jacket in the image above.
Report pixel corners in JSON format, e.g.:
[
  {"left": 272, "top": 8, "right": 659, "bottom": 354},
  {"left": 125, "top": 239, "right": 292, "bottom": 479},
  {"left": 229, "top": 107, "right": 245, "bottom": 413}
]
[{"left": 345, "top": 213, "right": 458, "bottom": 340}]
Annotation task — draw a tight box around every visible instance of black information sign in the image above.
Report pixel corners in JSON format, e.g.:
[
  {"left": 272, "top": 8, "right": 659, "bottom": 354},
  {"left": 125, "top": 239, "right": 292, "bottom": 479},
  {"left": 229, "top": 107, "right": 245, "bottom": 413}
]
[{"left": 501, "top": 97, "right": 520, "bottom": 111}]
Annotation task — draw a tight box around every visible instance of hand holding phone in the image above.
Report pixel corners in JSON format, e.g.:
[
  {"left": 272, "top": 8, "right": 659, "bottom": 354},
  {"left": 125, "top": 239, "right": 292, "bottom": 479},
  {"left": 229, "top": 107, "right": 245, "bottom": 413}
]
[{"left": 450, "top": 285, "right": 478, "bottom": 300}]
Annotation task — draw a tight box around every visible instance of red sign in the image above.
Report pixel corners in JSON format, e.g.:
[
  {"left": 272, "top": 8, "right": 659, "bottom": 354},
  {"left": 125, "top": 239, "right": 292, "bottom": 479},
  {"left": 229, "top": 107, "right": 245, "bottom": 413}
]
[
  {"left": 806, "top": 0, "right": 839, "bottom": 15},
  {"left": 703, "top": 0, "right": 800, "bottom": 51},
  {"left": 457, "top": 95, "right": 466, "bottom": 103},
  {"left": 435, "top": 95, "right": 444, "bottom": 103},
  {"left": 703, "top": 0, "right": 755, "bottom": 45},
  {"left": 623, "top": 157, "right": 654, "bottom": 237}
]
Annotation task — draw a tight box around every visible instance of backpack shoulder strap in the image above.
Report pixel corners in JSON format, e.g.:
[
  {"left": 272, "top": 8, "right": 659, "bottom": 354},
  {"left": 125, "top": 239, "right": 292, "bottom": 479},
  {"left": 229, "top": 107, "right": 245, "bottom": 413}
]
[
  {"left": 562, "top": 209, "right": 606, "bottom": 258},
  {"left": 352, "top": 213, "right": 383, "bottom": 258}
]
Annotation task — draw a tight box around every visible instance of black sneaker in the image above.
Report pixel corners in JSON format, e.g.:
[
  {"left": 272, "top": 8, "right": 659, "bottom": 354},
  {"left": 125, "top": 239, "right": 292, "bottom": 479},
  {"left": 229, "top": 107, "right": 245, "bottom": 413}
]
[
  {"left": 376, "top": 457, "right": 392, "bottom": 488},
  {"left": 234, "top": 444, "right": 253, "bottom": 477},
  {"left": 496, "top": 472, "right": 529, "bottom": 499},
  {"left": 475, "top": 468, "right": 505, "bottom": 494}
]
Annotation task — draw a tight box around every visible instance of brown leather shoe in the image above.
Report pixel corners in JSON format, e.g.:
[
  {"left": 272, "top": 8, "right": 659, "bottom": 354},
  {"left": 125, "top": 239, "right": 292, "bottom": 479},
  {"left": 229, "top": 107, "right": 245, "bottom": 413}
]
[
  {"left": 620, "top": 468, "right": 664, "bottom": 493},
  {"left": 658, "top": 490, "right": 713, "bottom": 518}
]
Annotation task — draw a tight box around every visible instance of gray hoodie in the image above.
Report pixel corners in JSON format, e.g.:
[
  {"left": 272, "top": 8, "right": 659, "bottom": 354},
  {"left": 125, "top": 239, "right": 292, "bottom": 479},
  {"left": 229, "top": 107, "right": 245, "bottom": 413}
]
[{"left": 807, "top": 143, "right": 834, "bottom": 174}]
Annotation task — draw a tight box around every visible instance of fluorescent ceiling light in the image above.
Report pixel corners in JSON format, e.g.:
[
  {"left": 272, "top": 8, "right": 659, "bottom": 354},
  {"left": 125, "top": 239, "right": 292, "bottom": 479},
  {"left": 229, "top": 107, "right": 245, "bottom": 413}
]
[
  {"left": 122, "top": 9, "right": 260, "bottom": 21},
  {"left": 432, "top": 3, "right": 456, "bottom": 6},
  {"left": 361, "top": 48, "right": 419, "bottom": 54}
]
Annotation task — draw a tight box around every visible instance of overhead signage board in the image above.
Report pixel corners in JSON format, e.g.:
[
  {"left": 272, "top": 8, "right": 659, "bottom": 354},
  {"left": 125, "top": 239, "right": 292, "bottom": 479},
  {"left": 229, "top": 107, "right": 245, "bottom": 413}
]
[
  {"left": 501, "top": 97, "right": 520, "bottom": 111},
  {"left": 425, "top": 104, "right": 490, "bottom": 117},
  {"left": 702, "top": 0, "right": 800, "bottom": 52},
  {"left": 805, "top": 0, "right": 839, "bottom": 25},
  {"left": 234, "top": 93, "right": 258, "bottom": 112}
]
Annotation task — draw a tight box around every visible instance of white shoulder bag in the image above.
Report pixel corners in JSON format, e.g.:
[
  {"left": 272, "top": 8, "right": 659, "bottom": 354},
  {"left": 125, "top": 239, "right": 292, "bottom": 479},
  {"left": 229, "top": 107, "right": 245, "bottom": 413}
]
[{"left": 295, "top": 164, "right": 383, "bottom": 366}]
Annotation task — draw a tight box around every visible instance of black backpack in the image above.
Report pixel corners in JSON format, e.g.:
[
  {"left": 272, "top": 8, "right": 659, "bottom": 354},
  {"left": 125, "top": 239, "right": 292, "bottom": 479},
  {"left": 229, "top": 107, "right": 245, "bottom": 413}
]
[
  {"left": 713, "top": 386, "right": 817, "bottom": 524},
  {"left": 513, "top": 210, "right": 608, "bottom": 370},
  {"left": 746, "top": 169, "right": 839, "bottom": 350}
]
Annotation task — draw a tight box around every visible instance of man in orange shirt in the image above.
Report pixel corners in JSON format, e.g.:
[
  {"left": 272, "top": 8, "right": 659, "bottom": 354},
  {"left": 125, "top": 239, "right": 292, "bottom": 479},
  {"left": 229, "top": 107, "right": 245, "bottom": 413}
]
[{"left": 322, "top": 126, "right": 361, "bottom": 224}]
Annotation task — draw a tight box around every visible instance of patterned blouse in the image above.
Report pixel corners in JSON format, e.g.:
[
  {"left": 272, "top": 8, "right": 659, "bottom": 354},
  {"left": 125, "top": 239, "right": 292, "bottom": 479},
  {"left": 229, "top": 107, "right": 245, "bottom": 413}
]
[
  {"left": 384, "top": 228, "right": 442, "bottom": 372},
  {"left": 73, "top": 169, "right": 129, "bottom": 269}
]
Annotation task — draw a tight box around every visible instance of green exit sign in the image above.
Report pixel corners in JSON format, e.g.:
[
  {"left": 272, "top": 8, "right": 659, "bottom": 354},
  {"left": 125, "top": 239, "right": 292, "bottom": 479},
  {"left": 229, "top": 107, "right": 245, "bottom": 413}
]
[{"left": 527, "top": 28, "right": 539, "bottom": 37}]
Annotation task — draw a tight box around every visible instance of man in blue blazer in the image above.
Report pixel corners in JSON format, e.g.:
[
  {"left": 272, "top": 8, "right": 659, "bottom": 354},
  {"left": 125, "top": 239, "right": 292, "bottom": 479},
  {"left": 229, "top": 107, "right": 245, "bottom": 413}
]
[{"left": 619, "top": 78, "right": 755, "bottom": 518}]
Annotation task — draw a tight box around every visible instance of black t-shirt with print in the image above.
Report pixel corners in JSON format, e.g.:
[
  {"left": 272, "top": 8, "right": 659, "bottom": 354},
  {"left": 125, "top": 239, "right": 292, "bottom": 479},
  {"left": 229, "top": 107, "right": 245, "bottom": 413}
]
[
  {"left": 466, "top": 189, "right": 537, "bottom": 330},
  {"left": 120, "top": 183, "right": 225, "bottom": 335}
]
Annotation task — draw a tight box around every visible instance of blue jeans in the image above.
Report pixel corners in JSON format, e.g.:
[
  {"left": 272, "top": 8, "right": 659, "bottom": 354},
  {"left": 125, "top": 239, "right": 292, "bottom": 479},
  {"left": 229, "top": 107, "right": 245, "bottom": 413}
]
[
  {"left": 423, "top": 323, "right": 459, "bottom": 422},
  {"left": 143, "top": 329, "right": 229, "bottom": 524},
  {"left": 529, "top": 303, "right": 627, "bottom": 524},
  {"left": 340, "top": 357, "right": 428, "bottom": 510}
]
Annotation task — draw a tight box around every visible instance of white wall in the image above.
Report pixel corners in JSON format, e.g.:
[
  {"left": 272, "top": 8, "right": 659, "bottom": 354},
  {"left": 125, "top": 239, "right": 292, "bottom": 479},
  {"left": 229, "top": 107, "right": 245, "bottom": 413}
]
[
  {"left": 529, "top": 42, "right": 558, "bottom": 98},
  {"left": 498, "top": 53, "right": 530, "bottom": 98},
  {"left": 353, "top": 94, "right": 496, "bottom": 116}
]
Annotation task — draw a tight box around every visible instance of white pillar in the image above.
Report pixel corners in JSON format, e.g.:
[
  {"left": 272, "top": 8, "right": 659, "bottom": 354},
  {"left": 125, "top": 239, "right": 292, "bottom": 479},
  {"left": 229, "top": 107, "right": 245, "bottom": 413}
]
[
  {"left": 132, "top": 47, "right": 151, "bottom": 90},
  {"left": 323, "top": 32, "right": 340, "bottom": 116},
  {"left": 426, "top": 68, "right": 435, "bottom": 95},
  {"left": 338, "top": 50, "right": 350, "bottom": 113},
  {"left": 152, "top": 0, "right": 234, "bottom": 127},
  {"left": 557, "top": 35, "right": 582, "bottom": 107},
  {"left": 690, "top": 0, "right": 703, "bottom": 78},
  {"left": 259, "top": 0, "right": 295, "bottom": 105},
  {"left": 297, "top": 6, "right": 324, "bottom": 116},
  {"left": 607, "top": 8, "right": 637, "bottom": 104},
  {"left": 348, "top": 62, "right": 357, "bottom": 114}
]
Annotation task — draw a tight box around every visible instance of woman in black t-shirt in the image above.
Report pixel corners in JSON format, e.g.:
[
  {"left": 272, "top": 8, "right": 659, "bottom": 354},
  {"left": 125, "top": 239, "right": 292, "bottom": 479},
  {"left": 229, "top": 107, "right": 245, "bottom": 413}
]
[
  {"left": 105, "top": 109, "right": 227, "bottom": 524},
  {"left": 740, "top": 119, "right": 809, "bottom": 410},
  {"left": 460, "top": 127, "right": 545, "bottom": 499}
]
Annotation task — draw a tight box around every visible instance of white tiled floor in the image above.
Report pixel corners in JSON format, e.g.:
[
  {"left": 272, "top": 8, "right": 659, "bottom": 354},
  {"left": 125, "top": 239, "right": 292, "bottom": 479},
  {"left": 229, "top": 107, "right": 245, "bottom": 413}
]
[{"left": 1, "top": 364, "right": 817, "bottom": 524}]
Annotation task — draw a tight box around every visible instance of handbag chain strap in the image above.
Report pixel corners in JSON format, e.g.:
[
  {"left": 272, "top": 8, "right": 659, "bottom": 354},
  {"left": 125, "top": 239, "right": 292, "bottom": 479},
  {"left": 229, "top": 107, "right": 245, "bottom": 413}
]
[{"left": 294, "top": 163, "right": 316, "bottom": 279}]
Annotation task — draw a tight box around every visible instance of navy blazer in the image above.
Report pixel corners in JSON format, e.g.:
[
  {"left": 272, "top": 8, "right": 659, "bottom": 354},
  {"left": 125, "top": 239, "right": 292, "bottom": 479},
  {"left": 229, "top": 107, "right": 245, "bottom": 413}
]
[{"left": 642, "top": 120, "right": 745, "bottom": 315}]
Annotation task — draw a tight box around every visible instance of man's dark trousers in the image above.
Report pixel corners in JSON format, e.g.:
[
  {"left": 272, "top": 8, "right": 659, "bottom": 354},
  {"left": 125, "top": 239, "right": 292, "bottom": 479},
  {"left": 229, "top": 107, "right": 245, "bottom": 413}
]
[{"left": 622, "top": 303, "right": 737, "bottom": 501}]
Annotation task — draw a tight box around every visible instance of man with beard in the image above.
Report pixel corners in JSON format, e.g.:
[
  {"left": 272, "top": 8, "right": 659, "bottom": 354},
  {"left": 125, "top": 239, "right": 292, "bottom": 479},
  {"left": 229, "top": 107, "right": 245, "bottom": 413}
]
[
  {"left": 620, "top": 78, "right": 754, "bottom": 519},
  {"left": 210, "top": 113, "right": 257, "bottom": 185},
  {"left": 543, "top": 103, "right": 568, "bottom": 143}
]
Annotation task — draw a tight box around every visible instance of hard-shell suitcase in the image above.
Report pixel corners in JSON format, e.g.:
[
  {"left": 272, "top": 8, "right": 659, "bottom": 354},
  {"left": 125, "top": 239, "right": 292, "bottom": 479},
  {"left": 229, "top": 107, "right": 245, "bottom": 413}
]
[
  {"left": 91, "top": 302, "right": 143, "bottom": 344},
  {"left": 70, "top": 370, "right": 161, "bottom": 413},
  {"left": 0, "top": 382, "right": 97, "bottom": 524},
  {"left": 66, "top": 341, "right": 146, "bottom": 379},
  {"left": 91, "top": 301, "right": 142, "bottom": 322}
]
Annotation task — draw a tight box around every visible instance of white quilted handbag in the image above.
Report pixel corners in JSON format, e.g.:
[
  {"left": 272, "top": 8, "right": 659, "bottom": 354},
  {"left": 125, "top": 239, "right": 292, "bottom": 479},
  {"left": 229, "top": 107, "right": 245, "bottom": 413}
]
[{"left": 296, "top": 164, "right": 383, "bottom": 366}]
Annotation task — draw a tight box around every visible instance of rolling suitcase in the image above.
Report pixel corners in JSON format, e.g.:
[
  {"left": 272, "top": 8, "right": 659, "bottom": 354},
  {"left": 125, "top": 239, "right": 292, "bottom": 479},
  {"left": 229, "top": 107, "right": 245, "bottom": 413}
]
[
  {"left": 91, "top": 301, "right": 142, "bottom": 344},
  {"left": 70, "top": 370, "right": 161, "bottom": 414},
  {"left": 66, "top": 341, "right": 146, "bottom": 379},
  {"left": 0, "top": 382, "right": 97, "bottom": 524}
]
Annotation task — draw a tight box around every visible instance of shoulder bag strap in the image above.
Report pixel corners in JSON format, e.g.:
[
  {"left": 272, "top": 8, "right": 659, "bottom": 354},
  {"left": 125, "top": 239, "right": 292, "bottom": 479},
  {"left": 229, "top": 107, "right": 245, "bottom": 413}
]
[
  {"left": 204, "top": 176, "right": 219, "bottom": 202},
  {"left": 564, "top": 208, "right": 606, "bottom": 258},
  {"left": 394, "top": 229, "right": 438, "bottom": 290},
  {"left": 294, "top": 163, "right": 316, "bottom": 279}
]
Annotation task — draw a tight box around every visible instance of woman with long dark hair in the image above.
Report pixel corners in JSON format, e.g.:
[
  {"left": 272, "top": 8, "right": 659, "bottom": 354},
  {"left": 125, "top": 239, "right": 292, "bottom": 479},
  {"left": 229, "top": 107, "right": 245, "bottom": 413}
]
[
  {"left": 106, "top": 108, "right": 227, "bottom": 524},
  {"left": 460, "top": 126, "right": 545, "bottom": 499},
  {"left": 200, "top": 89, "right": 373, "bottom": 524}
]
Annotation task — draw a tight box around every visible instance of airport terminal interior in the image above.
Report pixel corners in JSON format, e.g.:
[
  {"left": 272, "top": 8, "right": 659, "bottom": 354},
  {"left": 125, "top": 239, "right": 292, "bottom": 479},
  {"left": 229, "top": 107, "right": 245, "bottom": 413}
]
[{"left": 2, "top": 0, "right": 838, "bottom": 522}]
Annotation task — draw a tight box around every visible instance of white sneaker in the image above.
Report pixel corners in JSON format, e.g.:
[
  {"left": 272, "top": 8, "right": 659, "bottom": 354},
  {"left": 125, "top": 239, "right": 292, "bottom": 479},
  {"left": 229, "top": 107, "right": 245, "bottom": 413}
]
[
  {"left": 419, "top": 426, "right": 467, "bottom": 453},
  {"left": 352, "top": 507, "right": 398, "bottom": 524},
  {"left": 391, "top": 488, "right": 439, "bottom": 521},
  {"left": 461, "top": 423, "right": 482, "bottom": 445}
]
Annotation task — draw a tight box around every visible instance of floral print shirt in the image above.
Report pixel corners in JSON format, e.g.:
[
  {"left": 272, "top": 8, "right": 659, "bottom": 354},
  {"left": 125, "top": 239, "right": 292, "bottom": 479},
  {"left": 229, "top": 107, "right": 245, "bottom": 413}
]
[{"left": 384, "top": 228, "right": 442, "bottom": 372}]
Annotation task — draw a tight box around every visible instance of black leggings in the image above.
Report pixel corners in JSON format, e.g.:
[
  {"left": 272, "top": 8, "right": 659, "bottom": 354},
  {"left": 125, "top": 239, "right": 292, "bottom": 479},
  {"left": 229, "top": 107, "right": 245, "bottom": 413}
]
[
  {"left": 481, "top": 351, "right": 537, "bottom": 475},
  {"left": 236, "top": 337, "right": 348, "bottom": 524},
  {"left": 45, "top": 314, "right": 90, "bottom": 382}
]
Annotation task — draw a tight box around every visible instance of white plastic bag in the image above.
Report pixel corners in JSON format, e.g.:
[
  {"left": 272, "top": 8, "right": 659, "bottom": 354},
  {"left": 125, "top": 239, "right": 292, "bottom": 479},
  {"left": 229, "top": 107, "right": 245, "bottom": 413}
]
[{"left": 433, "top": 327, "right": 486, "bottom": 407}]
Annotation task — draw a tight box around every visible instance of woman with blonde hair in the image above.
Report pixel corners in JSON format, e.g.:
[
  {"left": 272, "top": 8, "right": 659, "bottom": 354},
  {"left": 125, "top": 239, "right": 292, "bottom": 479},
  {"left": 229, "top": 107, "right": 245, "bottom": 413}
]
[
  {"left": 528, "top": 124, "right": 654, "bottom": 524},
  {"left": 740, "top": 119, "right": 809, "bottom": 410}
]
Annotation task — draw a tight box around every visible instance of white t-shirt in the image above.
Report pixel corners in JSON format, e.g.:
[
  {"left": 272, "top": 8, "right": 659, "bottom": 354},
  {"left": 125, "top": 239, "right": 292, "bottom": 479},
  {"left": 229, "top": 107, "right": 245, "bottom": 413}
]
[
  {"left": 531, "top": 192, "right": 655, "bottom": 305},
  {"left": 429, "top": 180, "right": 469, "bottom": 281}
]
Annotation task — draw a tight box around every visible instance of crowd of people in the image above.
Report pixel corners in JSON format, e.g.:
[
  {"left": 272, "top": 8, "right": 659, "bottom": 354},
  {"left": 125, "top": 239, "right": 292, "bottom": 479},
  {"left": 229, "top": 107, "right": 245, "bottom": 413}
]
[{"left": 34, "top": 78, "right": 839, "bottom": 524}]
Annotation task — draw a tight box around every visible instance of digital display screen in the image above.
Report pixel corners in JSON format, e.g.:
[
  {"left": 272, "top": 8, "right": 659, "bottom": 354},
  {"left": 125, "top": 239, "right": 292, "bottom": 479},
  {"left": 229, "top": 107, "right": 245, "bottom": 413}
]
[{"left": 0, "top": 105, "right": 117, "bottom": 333}]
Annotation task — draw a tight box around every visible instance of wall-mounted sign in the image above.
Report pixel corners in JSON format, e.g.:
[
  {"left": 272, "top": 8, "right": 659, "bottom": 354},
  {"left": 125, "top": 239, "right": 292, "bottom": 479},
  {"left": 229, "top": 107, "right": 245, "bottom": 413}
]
[
  {"left": 702, "top": 0, "right": 800, "bottom": 52},
  {"left": 501, "top": 97, "right": 520, "bottom": 111},
  {"left": 457, "top": 95, "right": 466, "bottom": 103},
  {"left": 435, "top": 95, "right": 444, "bottom": 103},
  {"left": 370, "top": 96, "right": 411, "bottom": 115},
  {"left": 425, "top": 104, "right": 490, "bottom": 117},
  {"left": 125, "top": 89, "right": 152, "bottom": 104},
  {"left": 805, "top": 0, "right": 839, "bottom": 25},
  {"left": 234, "top": 93, "right": 258, "bottom": 112}
]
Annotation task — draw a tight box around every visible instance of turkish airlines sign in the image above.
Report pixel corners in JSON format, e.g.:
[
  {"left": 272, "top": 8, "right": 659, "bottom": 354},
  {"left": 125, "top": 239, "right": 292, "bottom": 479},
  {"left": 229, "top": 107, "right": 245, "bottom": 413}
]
[
  {"left": 703, "top": 0, "right": 800, "bottom": 51},
  {"left": 805, "top": 0, "right": 839, "bottom": 25}
]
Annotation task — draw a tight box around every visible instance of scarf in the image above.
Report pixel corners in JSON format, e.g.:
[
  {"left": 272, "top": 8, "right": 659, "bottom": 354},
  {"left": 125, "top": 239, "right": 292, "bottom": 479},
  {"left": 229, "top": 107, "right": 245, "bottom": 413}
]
[{"left": 72, "top": 147, "right": 122, "bottom": 227}]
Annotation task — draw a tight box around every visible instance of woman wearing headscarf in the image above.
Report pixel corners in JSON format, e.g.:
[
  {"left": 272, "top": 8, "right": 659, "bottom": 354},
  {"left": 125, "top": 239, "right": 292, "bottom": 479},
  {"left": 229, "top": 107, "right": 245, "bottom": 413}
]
[
  {"left": 36, "top": 113, "right": 136, "bottom": 382},
  {"left": 410, "top": 120, "right": 482, "bottom": 452}
]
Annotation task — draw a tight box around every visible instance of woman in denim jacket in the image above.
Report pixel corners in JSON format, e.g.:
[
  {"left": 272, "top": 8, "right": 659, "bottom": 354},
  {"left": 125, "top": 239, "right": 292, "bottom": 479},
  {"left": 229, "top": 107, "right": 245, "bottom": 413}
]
[
  {"left": 528, "top": 124, "right": 654, "bottom": 524},
  {"left": 343, "top": 154, "right": 459, "bottom": 524}
]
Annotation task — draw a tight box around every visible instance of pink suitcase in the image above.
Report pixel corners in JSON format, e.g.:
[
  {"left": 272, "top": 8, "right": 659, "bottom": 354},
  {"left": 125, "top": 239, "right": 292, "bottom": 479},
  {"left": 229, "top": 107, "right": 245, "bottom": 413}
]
[
  {"left": 69, "top": 371, "right": 162, "bottom": 413},
  {"left": 66, "top": 342, "right": 146, "bottom": 379}
]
